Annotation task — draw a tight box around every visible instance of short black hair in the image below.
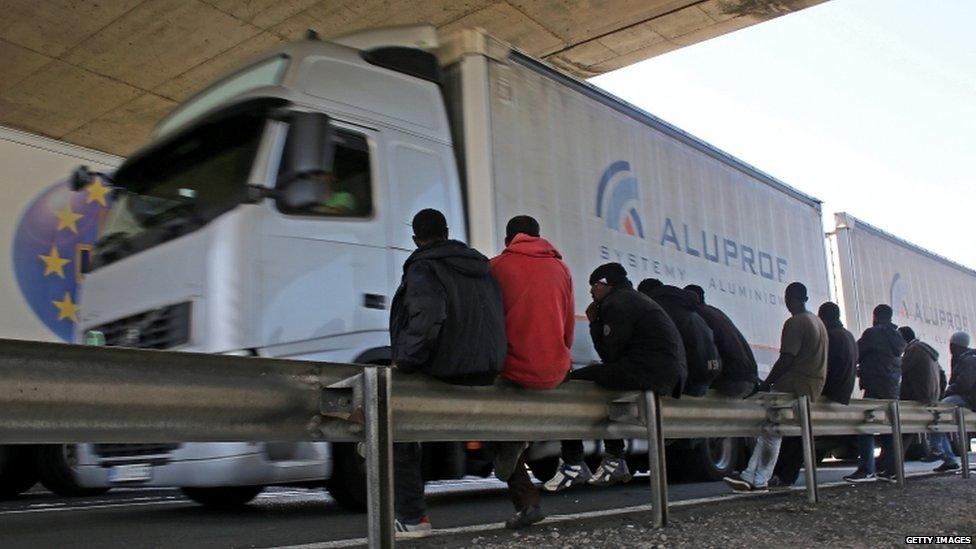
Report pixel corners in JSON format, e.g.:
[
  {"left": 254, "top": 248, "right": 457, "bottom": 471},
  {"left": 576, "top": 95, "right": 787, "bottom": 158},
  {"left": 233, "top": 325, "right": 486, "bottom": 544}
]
[
  {"left": 684, "top": 284, "right": 705, "bottom": 304},
  {"left": 898, "top": 326, "right": 916, "bottom": 343},
  {"left": 785, "top": 282, "right": 808, "bottom": 302},
  {"left": 818, "top": 301, "right": 841, "bottom": 323},
  {"left": 412, "top": 209, "right": 448, "bottom": 241},
  {"left": 637, "top": 278, "right": 663, "bottom": 295},
  {"left": 874, "top": 304, "right": 893, "bottom": 323},
  {"left": 505, "top": 215, "right": 540, "bottom": 241}
]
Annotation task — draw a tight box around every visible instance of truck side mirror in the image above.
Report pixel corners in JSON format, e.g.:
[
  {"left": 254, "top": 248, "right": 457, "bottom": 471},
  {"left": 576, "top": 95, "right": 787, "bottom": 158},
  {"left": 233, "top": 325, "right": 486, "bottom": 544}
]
[
  {"left": 281, "top": 175, "right": 330, "bottom": 211},
  {"left": 277, "top": 112, "right": 335, "bottom": 187},
  {"left": 69, "top": 165, "right": 94, "bottom": 191}
]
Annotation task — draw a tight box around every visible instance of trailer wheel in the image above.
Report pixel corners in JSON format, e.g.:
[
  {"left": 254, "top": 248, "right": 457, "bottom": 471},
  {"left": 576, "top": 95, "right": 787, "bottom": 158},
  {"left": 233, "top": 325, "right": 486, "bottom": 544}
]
[
  {"left": 683, "top": 438, "right": 739, "bottom": 481},
  {"left": 0, "top": 446, "right": 39, "bottom": 499},
  {"left": 181, "top": 486, "right": 264, "bottom": 508},
  {"left": 36, "top": 445, "right": 109, "bottom": 497},
  {"left": 326, "top": 442, "right": 367, "bottom": 512}
]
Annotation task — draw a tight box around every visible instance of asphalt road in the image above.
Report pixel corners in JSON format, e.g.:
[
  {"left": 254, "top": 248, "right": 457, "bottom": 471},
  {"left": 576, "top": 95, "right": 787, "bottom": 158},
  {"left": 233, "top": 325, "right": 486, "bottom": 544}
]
[{"left": 0, "top": 458, "right": 967, "bottom": 549}]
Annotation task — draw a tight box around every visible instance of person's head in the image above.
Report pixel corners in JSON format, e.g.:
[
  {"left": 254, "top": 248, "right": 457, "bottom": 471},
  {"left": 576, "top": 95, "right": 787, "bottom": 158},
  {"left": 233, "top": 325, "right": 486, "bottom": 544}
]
[
  {"left": 684, "top": 284, "right": 705, "bottom": 305},
  {"left": 872, "top": 304, "right": 893, "bottom": 325},
  {"left": 412, "top": 208, "right": 448, "bottom": 247},
  {"left": 784, "top": 282, "right": 808, "bottom": 314},
  {"left": 637, "top": 278, "right": 663, "bottom": 296},
  {"left": 950, "top": 331, "right": 971, "bottom": 357},
  {"left": 589, "top": 263, "right": 630, "bottom": 302},
  {"left": 504, "top": 215, "right": 540, "bottom": 246},
  {"left": 898, "top": 326, "right": 917, "bottom": 343},
  {"left": 818, "top": 301, "right": 841, "bottom": 324}
]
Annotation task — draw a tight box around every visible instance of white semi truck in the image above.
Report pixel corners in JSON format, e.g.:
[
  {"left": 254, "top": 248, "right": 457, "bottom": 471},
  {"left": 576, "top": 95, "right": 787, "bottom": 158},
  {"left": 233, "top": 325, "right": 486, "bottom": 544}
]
[{"left": 55, "top": 25, "right": 830, "bottom": 506}]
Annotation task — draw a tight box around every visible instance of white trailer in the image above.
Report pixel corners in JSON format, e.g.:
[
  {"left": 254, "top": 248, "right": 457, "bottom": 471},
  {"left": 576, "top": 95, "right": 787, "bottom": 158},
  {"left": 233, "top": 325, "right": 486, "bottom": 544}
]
[
  {"left": 828, "top": 212, "right": 976, "bottom": 352},
  {"left": 62, "top": 26, "right": 831, "bottom": 504}
]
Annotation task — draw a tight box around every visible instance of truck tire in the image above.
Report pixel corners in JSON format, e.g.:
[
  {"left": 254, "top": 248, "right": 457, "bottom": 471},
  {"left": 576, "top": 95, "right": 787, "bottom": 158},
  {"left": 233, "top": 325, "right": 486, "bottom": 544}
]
[
  {"left": 36, "top": 444, "right": 109, "bottom": 497},
  {"left": 326, "top": 442, "right": 367, "bottom": 512},
  {"left": 181, "top": 486, "right": 263, "bottom": 508},
  {"left": 683, "top": 437, "right": 739, "bottom": 481},
  {"left": 0, "top": 445, "right": 39, "bottom": 499}
]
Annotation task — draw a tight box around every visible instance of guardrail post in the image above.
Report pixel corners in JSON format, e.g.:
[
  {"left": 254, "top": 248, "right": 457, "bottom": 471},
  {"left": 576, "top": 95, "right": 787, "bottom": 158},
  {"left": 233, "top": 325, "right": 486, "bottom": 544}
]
[
  {"left": 640, "top": 391, "right": 667, "bottom": 527},
  {"left": 363, "top": 367, "right": 394, "bottom": 548},
  {"left": 796, "top": 395, "right": 818, "bottom": 504},
  {"left": 955, "top": 407, "right": 970, "bottom": 480},
  {"left": 888, "top": 400, "right": 905, "bottom": 488}
]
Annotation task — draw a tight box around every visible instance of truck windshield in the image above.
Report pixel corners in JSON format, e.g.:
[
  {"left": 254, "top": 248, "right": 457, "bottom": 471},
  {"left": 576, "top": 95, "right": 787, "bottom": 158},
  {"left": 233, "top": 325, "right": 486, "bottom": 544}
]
[{"left": 92, "top": 113, "right": 265, "bottom": 270}]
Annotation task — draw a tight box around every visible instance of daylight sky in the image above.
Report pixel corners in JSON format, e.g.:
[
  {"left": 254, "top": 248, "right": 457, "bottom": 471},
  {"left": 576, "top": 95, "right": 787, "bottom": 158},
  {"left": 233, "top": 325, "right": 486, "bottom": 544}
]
[{"left": 590, "top": 0, "right": 976, "bottom": 268}]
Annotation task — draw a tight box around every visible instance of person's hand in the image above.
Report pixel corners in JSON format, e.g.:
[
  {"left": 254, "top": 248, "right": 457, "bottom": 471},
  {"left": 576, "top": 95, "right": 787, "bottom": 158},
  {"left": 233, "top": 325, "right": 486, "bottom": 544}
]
[{"left": 586, "top": 301, "right": 599, "bottom": 322}]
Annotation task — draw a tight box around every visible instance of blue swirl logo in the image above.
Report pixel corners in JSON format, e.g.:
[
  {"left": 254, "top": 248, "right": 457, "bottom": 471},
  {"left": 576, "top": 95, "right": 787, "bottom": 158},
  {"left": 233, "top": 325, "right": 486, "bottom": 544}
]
[
  {"left": 595, "top": 160, "right": 644, "bottom": 238},
  {"left": 11, "top": 178, "right": 112, "bottom": 342}
]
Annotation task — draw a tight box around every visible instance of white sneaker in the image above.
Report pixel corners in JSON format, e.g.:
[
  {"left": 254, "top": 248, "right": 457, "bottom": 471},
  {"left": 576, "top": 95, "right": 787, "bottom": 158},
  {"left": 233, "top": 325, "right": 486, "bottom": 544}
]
[
  {"left": 394, "top": 516, "right": 432, "bottom": 539},
  {"left": 588, "top": 457, "right": 633, "bottom": 486},
  {"left": 543, "top": 460, "right": 592, "bottom": 492}
]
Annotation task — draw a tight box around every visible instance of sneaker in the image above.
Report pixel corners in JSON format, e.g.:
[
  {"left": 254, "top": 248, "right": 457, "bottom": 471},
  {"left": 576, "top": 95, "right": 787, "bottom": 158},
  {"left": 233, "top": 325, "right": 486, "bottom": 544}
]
[
  {"left": 842, "top": 471, "right": 877, "bottom": 483},
  {"left": 505, "top": 504, "right": 546, "bottom": 530},
  {"left": 934, "top": 461, "right": 961, "bottom": 473},
  {"left": 543, "top": 460, "right": 592, "bottom": 492},
  {"left": 767, "top": 475, "right": 791, "bottom": 491},
  {"left": 877, "top": 472, "right": 897, "bottom": 483},
  {"left": 394, "top": 516, "right": 432, "bottom": 539},
  {"left": 493, "top": 441, "right": 529, "bottom": 482},
  {"left": 588, "top": 457, "right": 633, "bottom": 486},
  {"left": 723, "top": 475, "right": 768, "bottom": 493}
]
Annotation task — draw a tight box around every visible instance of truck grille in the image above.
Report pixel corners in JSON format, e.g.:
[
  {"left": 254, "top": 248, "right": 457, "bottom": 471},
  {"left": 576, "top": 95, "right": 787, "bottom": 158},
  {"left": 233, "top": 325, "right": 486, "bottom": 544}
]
[
  {"left": 91, "top": 302, "right": 191, "bottom": 349},
  {"left": 93, "top": 443, "right": 181, "bottom": 459}
]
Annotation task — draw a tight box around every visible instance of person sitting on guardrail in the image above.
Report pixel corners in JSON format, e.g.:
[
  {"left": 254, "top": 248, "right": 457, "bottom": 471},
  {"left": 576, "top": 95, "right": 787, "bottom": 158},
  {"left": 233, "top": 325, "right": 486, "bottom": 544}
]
[
  {"left": 545, "top": 262, "right": 687, "bottom": 493},
  {"left": 638, "top": 279, "right": 721, "bottom": 397},
  {"left": 724, "top": 282, "right": 828, "bottom": 493},
  {"left": 684, "top": 284, "right": 759, "bottom": 398},
  {"left": 891, "top": 326, "right": 943, "bottom": 474},
  {"left": 772, "top": 301, "right": 857, "bottom": 488},
  {"left": 389, "top": 208, "right": 507, "bottom": 539},
  {"left": 844, "top": 304, "right": 906, "bottom": 484},
  {"left": 488, "top": 215, "right": 574, "bottom": 530},
  {"left": 928, "top": 331, "right": 976, "bottom": 473}
]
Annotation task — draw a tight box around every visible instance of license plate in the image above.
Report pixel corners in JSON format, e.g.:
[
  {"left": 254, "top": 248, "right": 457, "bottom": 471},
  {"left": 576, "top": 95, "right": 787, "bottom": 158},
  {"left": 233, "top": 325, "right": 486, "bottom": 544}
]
[{"left": 108, "top": 463, "right": 152, "bottom": 483}]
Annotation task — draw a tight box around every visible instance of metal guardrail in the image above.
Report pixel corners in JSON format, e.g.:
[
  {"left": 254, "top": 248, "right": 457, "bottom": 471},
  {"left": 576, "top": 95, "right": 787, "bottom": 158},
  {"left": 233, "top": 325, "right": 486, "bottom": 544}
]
[{"left": 0, "top": 339, "right": 974, "bottom": 548}]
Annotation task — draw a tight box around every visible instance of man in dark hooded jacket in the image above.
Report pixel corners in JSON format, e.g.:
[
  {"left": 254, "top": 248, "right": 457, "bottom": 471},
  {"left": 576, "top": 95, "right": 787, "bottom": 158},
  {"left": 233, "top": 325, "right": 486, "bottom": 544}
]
[
  {"left": 544, "top": 263, "right": 687, "bottom": 492},
  {"left": 389, "top": 208, "right": 506, "bottom": 538},
  {"left": 929, "top": 331, "right": 976, "bottom": 472},
  {"left": 639, "top": 279, "right": 721, "bottom": 396},
  {"left": 684, "top": 284, "right": 758, "bottom": 397},
  {"left": 844, "top": 304, "right": 906, "bottom": 483},
  {"left": 899, "top": 326, "right": 941, "bottom": 405}
]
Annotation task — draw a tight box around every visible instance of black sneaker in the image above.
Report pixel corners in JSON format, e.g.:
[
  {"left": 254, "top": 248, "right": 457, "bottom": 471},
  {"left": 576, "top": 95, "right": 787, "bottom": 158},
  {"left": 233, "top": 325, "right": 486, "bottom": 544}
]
[
  {"left": 877, "top": 472, "right": 897, "bottom": 483},
  {"left": 723, "top": 475, "right": 768, "bottom": 493},
  {"left": 505, "top": 504, "right": 546, "bottom": 530},
  {"left": 934, "top": 461, "right": 961, "bottom": 473},
  {"left": 493, "top": 442, "right": 529, "bottom": 482},
  {"left": 842, "top": 471, "right": 877, "bottom": 483},
  {"left": 767, "top": 475, "right": 791, "bottom": 491}
]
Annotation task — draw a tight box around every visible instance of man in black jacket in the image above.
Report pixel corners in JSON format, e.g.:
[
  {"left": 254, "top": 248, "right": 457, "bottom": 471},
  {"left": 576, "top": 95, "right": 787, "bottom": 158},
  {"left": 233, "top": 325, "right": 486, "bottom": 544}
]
[
  {"left": 389, "top": 209, "right": 506, "bottom": 538},
  {"left": 684, "top": 284, "right": 758, "bottom": 397},
  {"left": 773, "top": 302, "right": 857, "bottom": 487},
  {"left": 638, "top": 279, "right": 721, "bottom": 396},
  {"left": 545, "top": 263, "right": 687, "bottom": 492},
  {"left": 929, "top": 331, "right": 976, "bottom": 473},
  {"left": 845, "top": 304, "right": 906, "bottom": 483}
]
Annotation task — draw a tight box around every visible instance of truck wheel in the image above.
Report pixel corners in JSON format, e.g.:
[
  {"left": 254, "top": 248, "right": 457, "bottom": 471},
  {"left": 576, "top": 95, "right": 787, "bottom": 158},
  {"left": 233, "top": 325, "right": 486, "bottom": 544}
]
[
  {"left": 181, "top": 486, "right": 263, "bottom": 508},
  {"left": 0, "top": 446, "right": 39, "bottom": 499},
  {"left": 683, "top": 438, "right": 739, "bottom": 481},
  {"left": 326, "top": 442, "right": 367, "bottom": 512},
  {"left": 526, "top": 457, "right": 558, "bottom": 483},
  {"left": 36, "top": 444, "right": 109, "bottom": 497}
]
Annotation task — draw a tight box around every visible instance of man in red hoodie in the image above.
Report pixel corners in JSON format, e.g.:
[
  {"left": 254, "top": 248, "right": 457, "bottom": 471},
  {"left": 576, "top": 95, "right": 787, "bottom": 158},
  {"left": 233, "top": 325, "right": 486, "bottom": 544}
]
[{"left": 489, "top": 215, "right": 574, "bottom": 529}]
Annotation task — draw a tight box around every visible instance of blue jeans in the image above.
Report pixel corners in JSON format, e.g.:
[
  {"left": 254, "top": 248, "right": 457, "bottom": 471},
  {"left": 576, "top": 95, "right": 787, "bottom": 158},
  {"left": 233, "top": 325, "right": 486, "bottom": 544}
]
[
  {"left": 857, "top": 434, "right": 895, "bottom": 475},
  {"left": 740, "top": 434, "right": 782, "bottom": 487},
  {"left": 929, "top": 394, "right": 969, "bottom": 466}
]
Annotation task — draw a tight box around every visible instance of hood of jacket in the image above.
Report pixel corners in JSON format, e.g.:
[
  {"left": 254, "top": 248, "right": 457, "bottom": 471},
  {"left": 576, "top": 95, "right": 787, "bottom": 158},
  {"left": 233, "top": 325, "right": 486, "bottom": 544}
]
[
  {"left": 404, "top": 240, "right": 490, "bottom": 278},
  {"left": 909, "top": 339, "right": 939, "bottom": 361},
  {"left": 875, "top": 322, "right": 906, "bottom": 354},
  {"left": 648, "top": 285, "right": 698, "bottom": 311},
  {"left": 499, "top": 234, "right": 563, "bottom": 260},
  {"left": 823, "top": 318, "right": 844, "bottom": 330}
]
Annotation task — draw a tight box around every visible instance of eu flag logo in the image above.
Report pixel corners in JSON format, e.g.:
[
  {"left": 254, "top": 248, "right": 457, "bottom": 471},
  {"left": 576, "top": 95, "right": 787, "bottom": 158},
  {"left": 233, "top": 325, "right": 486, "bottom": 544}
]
[{"left": 12, "top": 177, "right": 112, "bottom": 342}]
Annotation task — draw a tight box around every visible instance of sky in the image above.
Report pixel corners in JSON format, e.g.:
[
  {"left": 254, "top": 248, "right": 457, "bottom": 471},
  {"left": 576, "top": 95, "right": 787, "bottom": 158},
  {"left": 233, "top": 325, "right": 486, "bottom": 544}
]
[{"left": 590, "top": 0, "right": 976, "bottom": 268}]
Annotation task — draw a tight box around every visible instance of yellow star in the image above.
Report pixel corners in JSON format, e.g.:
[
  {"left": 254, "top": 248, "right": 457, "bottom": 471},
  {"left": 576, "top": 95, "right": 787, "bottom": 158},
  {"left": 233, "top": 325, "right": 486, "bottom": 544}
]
[
  {"left": 52, "top": 292, "right": 80, "bottom": 322},
  {"left": 38, "top": 245, "right": 71, "bottom": 278},
  {"left": 53, "top": 203, "right": 83, "bottom": 234},
  {"left": 84, "top": 177, "right": 110, "bottom": 207}
]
